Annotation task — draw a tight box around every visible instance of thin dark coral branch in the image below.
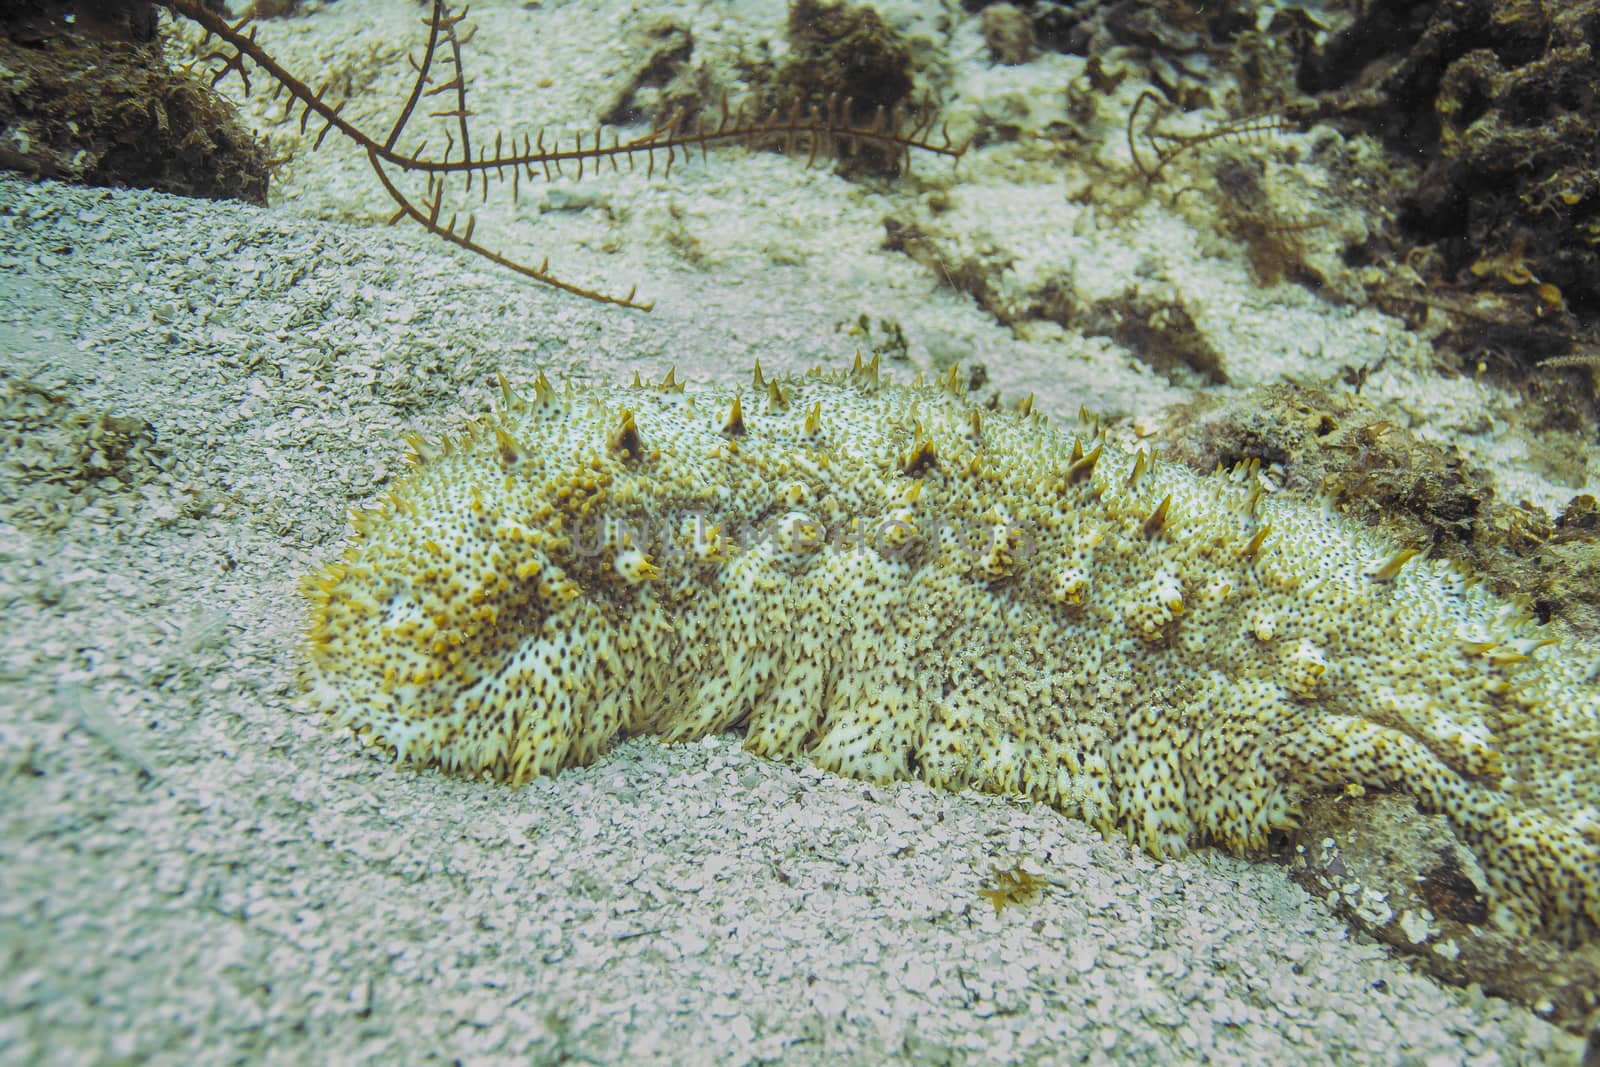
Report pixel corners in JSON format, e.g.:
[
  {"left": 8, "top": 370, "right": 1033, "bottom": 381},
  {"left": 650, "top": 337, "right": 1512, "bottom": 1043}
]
[
  {"left": 164, "top": 0, "right": 965, "bottom": 309},
  {"left": 1127, "top": 88, "right": 1296, "bottom": 181},
  {"left": 384, "top": 0, "right": 468, "bottom": 155},
  {"left": 368, "top": 154, "right": 648, "bottom": 309}
]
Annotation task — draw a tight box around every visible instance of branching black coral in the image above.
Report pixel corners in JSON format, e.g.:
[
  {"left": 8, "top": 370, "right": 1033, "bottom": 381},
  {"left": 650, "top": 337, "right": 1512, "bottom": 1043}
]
[
  {"left": 1126, "top": 88, "right": 1294, "bottom": 182},
  {"left": 166, "top": 0, "right": 965, "bottom": 309}
]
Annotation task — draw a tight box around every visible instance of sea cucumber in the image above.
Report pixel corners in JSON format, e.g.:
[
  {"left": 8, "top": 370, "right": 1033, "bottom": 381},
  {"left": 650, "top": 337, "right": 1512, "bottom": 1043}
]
[{"left": 301, "top": 359, "right": 1600, "bottom": 943}]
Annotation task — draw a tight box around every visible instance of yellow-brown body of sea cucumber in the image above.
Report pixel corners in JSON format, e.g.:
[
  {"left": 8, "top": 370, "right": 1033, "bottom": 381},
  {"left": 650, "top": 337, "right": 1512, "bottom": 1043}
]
[{"left": 301, "top": 360, "right": 1600, "bottom": 944}]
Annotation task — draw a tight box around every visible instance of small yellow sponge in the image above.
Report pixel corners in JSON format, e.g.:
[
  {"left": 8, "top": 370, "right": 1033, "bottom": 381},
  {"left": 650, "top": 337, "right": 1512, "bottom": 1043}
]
[{"left": 302, "top": 361, "right": 1600, "bottom": 944}]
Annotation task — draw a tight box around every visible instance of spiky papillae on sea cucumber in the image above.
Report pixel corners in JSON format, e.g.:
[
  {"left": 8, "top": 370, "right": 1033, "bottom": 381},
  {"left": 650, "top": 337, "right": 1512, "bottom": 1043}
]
[{"left": 302, "top": 359, "right": 1600, "bottom": 943}]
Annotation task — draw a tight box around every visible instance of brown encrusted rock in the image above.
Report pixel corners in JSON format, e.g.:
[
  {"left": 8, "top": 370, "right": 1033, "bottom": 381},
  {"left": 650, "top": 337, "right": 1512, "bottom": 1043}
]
[
  {"left": 0, "top": 7, "right": 267, "bottom": 203},
  {"left": 775, "top": 0, "right": 916, "bottom": 176},
  {"left": 1154, "top": 382, "right": 1600, "bottom": 643},
  {"left": 980, "top": 3, "right": 1036, "bottom": 66},
  {"left": 1300, "top": 0, "right": 1600, "bottom": 329},
  {"left": 1286, "top": 792, "right": 1600, "bottom": 1033}
]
